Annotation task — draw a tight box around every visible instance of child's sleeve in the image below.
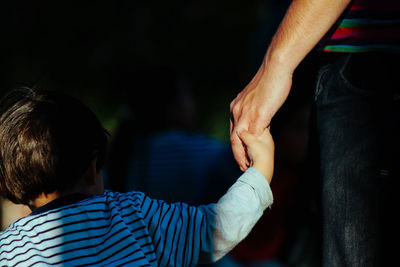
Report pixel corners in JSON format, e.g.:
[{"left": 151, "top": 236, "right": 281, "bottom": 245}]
[
  {"left": 210, "top": 167, "right": 273, "bottom": 261},
  {"left": 141, "top": 167, "right": 273, "bottom": 266}
]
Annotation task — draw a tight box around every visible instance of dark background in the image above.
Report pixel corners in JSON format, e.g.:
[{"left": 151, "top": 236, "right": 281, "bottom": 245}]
[
  {"left": 1, "top": 1, "right": 321, "bottom": 265},
  {"left": 1, "top": 0, "right": 292, "bottom": 139}
]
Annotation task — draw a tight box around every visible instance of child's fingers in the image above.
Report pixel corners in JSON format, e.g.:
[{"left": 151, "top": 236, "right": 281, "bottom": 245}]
[
  {"left": 263, "top": 126, "right": 272, "bottom": 138},
  {"left": 236, "top": 128, "right": 256, "bottom": 146},
  {"left": 237, "top": 127, "right": 274, "bottom": 149}
]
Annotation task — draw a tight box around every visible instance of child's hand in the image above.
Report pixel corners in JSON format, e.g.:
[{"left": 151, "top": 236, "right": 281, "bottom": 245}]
[{"left": 237, "top": 127, "right": 274, "bottom": 183}]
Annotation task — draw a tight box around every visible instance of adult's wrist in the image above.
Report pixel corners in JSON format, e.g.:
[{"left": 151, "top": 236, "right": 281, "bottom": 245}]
[{"left": 263, "top": 48, "right": 297, "bottom": 77}]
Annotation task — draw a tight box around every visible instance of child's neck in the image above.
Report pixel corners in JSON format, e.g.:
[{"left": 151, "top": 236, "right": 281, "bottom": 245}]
[
  {"left": 30, "top": 191, "right": 61, "bottom": 210},
  {"left": 29, "top": 169, "right": 104, "bottom": 210}
]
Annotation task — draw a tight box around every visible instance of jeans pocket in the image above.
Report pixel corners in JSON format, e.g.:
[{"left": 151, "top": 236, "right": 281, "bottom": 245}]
[
  {"left": 339, "top": 53, "right": 385, "bottom": 97},
  {"left": 314, "top": 64, "right": 330, "bottom": 102}
]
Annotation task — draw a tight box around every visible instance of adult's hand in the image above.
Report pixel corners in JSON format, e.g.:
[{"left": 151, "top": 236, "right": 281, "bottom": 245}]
[
  {"left": 230, "top": 58, "right": 293, "bottom": 171},
  {"left": 229, "top": 0, "right": 351, "bottom": 171}
]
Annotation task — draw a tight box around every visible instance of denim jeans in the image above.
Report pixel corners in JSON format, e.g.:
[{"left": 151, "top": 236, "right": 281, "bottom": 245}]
[{"left": 314, "top": 53, "right": 399, "bottom": 267}]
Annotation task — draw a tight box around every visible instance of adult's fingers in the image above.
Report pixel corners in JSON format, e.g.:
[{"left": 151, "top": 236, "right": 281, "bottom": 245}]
[
  {"left": 231, "top": 128, "right": 249, "bottom": 171},
  {"left": 230, "top": 113, "right": 234, "bottom": 134}
]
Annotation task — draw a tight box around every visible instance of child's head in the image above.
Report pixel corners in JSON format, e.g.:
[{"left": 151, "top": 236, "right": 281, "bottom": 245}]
[{"left": 0, "top": 88, "right": 108, "bottom": 206}]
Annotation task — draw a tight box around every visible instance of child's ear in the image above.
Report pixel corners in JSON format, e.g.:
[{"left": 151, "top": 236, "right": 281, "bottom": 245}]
[{"left": 83, "top": 157, "right": 97, "bottom": 186}]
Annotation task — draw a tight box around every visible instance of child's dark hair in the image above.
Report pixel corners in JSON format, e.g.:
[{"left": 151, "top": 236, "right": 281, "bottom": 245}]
[{"left": 0, "top": 88, "right": 108, "bottom": 205}]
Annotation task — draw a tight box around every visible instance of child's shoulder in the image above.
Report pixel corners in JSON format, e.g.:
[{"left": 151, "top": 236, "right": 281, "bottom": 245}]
[
  {"left": 0, "top": 191, "right": 159, "bottom": 266},
  {"left": 0, "top": 191, "right": 147, "bottom": 236}
]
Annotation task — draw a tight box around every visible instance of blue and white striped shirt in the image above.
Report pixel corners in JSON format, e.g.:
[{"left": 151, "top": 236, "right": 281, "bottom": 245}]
[{"left": 0, "top": 168, "right": 273, "bottom": 266}]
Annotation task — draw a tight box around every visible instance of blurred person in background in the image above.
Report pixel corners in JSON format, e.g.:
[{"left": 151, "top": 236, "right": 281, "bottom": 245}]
[{"left": 106, "top": 66, "right": 240, "bottom": 206}]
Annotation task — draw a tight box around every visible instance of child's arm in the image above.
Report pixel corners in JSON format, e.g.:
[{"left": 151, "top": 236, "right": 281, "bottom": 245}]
[
  {"left": 142, "top": 130, "right": 275, "bottom": 265},
  {"left": 208, "top": 128, "right": 274, "bottom": 261},
  {"left": 237, "top": 127, "right": 274, "bottom": 183}
]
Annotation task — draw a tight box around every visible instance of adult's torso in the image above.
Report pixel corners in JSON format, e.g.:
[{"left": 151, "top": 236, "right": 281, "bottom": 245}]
[{"left": 321, "top": 0, "right": 400, "bottom": 53}]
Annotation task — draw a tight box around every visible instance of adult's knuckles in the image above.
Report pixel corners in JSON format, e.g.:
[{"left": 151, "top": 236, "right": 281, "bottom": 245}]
[
  {"left": 230, "top": 134, "right": 238, "bottom": 144},
  {"left": 232, "top": 106, "right": 245, "bottom": 120}
]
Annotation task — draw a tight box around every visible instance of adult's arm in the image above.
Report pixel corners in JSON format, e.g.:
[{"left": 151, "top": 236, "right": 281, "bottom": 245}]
[{"left": 230, "top": 0, "right": 351, "bottom": 170}]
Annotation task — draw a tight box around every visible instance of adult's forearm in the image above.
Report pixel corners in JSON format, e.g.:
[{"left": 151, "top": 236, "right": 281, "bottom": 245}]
[
  {"left": 229, "top": 0, "right": 351, "bottom": 171},
  {"left": 264, "top": 0, "right": 351, "bottom": 75}
]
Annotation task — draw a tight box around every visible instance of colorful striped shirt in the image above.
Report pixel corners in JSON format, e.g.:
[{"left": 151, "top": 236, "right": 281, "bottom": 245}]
[
  {"left": 321, "top": 0, "right": 400, "bottom": 53},
  {"left": 0, "top": 168, "right": 273, "bottom": 267}
]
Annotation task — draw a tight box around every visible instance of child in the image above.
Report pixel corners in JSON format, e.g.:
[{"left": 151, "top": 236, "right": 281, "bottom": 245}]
[{"left": 0, "top": 88, "right": 274, "bottom": 266}]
